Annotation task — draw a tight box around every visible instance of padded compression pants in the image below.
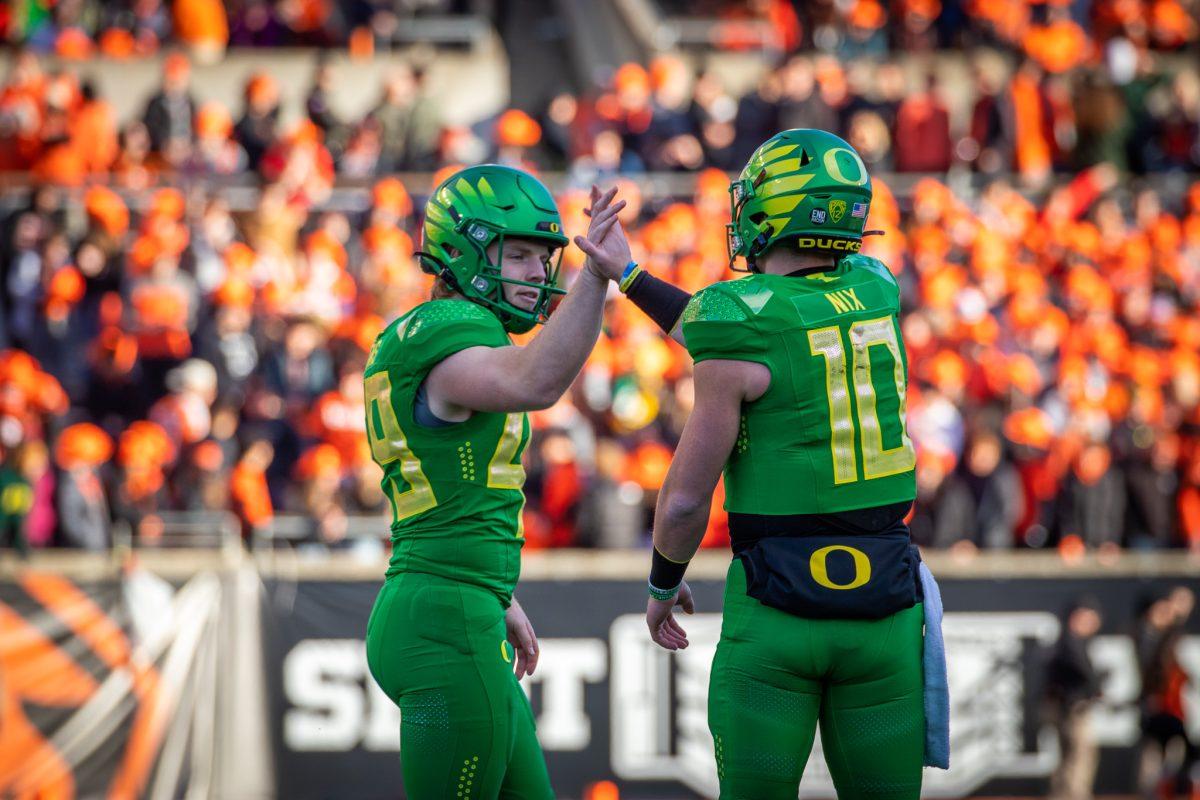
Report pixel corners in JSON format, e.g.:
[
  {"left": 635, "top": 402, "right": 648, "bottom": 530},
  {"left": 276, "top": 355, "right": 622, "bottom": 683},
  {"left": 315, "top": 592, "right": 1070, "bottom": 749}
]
[
  {"left": 366, "top": 572, "right": 553, "bottom": 800},
  {"left": 708, "top": 559, "right": 925, "bottom": 800}
]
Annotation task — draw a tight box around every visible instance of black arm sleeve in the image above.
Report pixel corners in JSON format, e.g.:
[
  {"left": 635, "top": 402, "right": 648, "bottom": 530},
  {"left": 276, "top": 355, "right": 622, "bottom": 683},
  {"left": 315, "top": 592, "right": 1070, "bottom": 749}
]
[{"left": 625, "top": 270, "right": 692, "bottom": 335}]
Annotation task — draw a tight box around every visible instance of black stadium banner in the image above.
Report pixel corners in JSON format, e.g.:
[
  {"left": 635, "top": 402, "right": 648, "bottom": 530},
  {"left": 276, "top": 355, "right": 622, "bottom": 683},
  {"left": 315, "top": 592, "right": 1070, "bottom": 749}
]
[
  {"left": 3, "top": 553, "right": 1198, "bottom": 800},
  {"left": 262, "top": 564, "right": 1200, "bottom": 800}
]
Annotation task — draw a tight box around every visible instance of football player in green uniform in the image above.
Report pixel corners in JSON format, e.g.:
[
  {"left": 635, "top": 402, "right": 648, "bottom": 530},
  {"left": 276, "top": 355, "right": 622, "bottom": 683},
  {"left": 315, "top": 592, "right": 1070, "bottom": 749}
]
[
  {"left": 363, "top": 165, "right": 631, "bottom": 799},
  {"left": 609, "top": 129, "right": 945, "bottom": 799}
]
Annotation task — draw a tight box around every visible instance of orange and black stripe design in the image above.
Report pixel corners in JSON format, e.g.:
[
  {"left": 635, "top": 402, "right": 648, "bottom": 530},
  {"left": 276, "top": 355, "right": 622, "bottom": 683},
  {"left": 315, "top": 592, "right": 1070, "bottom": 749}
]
[{"left": 0, "top": 572, "right": 167, "bottom": 800}]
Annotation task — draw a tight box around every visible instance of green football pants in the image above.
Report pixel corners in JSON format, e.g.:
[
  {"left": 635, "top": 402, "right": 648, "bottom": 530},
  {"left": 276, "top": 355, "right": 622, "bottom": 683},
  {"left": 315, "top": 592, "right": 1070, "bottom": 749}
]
[
  {"left": 708, "top": 559, "right": 925, "bottom": 800},
  {"left": 365, "top": 572, "right": 553, "bottom": 800}
]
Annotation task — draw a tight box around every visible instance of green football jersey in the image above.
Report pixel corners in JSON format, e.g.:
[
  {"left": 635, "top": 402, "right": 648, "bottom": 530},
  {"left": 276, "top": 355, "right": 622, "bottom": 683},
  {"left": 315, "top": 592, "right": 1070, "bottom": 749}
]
[
  {"left": 363, "top": 299, "right": 530, "bottom": 603},
  {"left": 681, "top": 254, "right": 916, "bottom": 515}
]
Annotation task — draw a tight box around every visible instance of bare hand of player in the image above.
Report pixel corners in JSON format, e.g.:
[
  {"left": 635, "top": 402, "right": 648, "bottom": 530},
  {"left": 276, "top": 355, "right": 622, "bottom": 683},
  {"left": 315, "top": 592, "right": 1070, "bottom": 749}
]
[
  {"left": 646, "top": 580, "right": 695, "bottom": 651},
  {"left": 575, "top": 184, "right": 633, "bottom": 282},
  {"left": 506, "top": 598, "right": 540, "bottom": 679}
]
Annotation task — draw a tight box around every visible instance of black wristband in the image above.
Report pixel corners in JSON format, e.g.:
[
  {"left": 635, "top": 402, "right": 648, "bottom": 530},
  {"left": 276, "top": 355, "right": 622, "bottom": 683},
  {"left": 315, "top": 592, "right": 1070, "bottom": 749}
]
[
  {"left": 625, "top": 270, "right": 692, "bottom": 335},
  {"left": 649, "top": 546, "right": 690, "bottom": 592}
]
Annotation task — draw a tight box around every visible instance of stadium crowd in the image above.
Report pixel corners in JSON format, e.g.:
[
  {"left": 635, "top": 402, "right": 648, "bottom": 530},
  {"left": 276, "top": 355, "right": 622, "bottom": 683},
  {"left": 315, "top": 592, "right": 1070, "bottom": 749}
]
[
  {"left": 0, "top": 8, "right": 1199, "bottom": 553},
  {"left": 4, "top": 0, "right": 1199, "bottom": 62}
]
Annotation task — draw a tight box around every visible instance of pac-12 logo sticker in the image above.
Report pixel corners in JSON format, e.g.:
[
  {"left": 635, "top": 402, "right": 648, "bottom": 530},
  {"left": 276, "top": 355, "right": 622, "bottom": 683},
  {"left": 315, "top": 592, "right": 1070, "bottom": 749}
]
[
  {"left": 828, "top": 199, "right": 847, "bottom": 222},
  {"left": 810, "top": 208, "right": 827, "bottom": 224}
]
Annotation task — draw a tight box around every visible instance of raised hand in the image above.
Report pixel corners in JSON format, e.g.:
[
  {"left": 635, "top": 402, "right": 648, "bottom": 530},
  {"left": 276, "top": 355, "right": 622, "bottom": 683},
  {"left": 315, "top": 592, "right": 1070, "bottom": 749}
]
[{"left": 574, "top": 184, "right": 634, "bottom": 282}]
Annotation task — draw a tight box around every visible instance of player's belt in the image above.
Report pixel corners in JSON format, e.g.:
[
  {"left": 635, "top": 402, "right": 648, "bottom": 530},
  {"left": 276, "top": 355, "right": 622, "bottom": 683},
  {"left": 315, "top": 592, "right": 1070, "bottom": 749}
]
[
  {"left": 737, "top": 525, "right": 920, "bottom": 621},
  {"left": 727, "top": 500, "right": 912, "bottom": 555}
]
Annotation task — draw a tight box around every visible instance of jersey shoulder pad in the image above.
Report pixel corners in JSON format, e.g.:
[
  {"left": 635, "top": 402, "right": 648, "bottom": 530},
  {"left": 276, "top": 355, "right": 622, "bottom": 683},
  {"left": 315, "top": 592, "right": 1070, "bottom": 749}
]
[
  {"left": 681, "top": 280, "right": 756, "bottom": 324},
  {"left": 844, "top": 254, "right": 900, "bottom": 312},
  {"left": 681, "top": 280, "right": 767, "bottom": 363},
  {"left": 844, "top": 254, "right": 899, "bottom": 290},
  {"left": 371, "top": 300, "right": 509, "bottom": 372}
]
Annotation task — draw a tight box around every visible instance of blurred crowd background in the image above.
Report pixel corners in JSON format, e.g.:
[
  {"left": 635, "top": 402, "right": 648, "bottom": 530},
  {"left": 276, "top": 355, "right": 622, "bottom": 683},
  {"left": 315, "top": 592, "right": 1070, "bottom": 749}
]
[{"left": 0, "top": 0, "right": 1199, "bottom": 556}]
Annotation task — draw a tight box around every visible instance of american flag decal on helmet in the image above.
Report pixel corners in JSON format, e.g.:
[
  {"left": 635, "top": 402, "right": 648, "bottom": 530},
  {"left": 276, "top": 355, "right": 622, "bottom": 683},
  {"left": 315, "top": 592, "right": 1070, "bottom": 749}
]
[{"left": 851, "top": 202, "right": 867, "bottom": 218}]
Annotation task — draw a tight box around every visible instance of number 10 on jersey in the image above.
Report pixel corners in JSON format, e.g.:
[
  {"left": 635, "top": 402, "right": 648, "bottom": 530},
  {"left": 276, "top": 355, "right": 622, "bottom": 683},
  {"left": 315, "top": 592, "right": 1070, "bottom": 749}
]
[{"left": 808, "top": 317, "right": 915, "bottom": 484}]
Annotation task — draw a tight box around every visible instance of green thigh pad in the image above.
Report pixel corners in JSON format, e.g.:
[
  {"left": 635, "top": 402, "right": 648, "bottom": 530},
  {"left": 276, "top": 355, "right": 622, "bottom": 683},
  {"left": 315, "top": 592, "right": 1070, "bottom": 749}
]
[
  {"left": 708, "top": 559, "right": 924, "bottom": 800},
  {"left": 365, "top": 573, "right": 552, "bottom": 800}
]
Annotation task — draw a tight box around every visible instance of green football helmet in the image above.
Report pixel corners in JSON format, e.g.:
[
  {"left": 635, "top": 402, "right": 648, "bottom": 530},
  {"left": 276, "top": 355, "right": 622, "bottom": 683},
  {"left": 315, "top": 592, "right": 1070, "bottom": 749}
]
[
  {"left": 727, "top": 129, "right": 872, "bottom": 271},
  {"left": 419, "top": 164, "right": 569, "bottom": 334}
]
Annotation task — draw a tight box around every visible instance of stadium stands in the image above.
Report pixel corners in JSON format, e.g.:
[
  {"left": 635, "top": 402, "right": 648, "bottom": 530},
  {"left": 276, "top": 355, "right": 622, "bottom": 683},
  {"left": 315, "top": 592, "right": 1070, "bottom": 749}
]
[{"left": 0, "top": 1, "right": 1199, "bottom": 556}]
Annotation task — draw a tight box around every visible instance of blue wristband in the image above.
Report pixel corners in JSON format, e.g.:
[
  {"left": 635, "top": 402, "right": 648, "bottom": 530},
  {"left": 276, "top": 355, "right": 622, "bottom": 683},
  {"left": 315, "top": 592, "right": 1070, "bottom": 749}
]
[{"left": 619, "top": 260, "right": 640, "bottom": 289}]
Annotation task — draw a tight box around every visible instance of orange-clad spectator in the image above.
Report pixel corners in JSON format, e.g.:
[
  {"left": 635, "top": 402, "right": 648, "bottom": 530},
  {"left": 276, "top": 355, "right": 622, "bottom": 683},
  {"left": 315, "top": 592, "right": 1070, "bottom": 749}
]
[
  {"left": 70, "top": 81, "right": 118, "bottom": 174},
  {"left": 294, "top": 441, "right": 348, "bottom": 544},
  {"left": 172, "top": 0, "right": 229, "bottom": 61},
  {"left": 279, "top": 0, "right": 333, "bottom": 37},
  {"left": 43, "top": 265, "right": 84, "bottom": 324},
  {"left": 495, "top": 108, "right": 542, "bottom": 171},
  {"left": 1010, "top": 60, "right": 1053, "bottom": 186},
  {"left": 897, "top": 0, "right": 940, "bottom": 51},
  {"left": 1094, "top": 0, "right": 1146, "bottom": 43},
  {"left": 231, "top": 438, "right": 275, "bottom": 540},
  {"left": 54, "top": 423, "right": 112, "bottom": 550},
  {"left": 306, "top": 366, "right": 367, "bottom": 468},
  {"left": 98, "top": 28, "right": 137, "bottom": 59},
  {"left": 765, "top": 0, "right": 802, "bottom": 52},
  {"left": 54, "top": 423, "right": 111, "bottom": 470},
  {"left": 0, "top": 51, "right": 46, "bottom": 170},
  {"left": 279, "top": 226, "right": 355, "bottom": 325},
  {"left": 893, "top": 74, "right": 952, "bottom": 172},
  {"left": 211, "top": 277, "right": 254, "bottom": 310},
  {"left": 150, "top": 186, "right": 186, "bottom": 221},
  {"left": 1023, "top": 9, "right": 1092, "bottom": 74},
  {"left": 496, "top": 109, "right": 541, "bottom": 149},
  {"left": 31, "top": 103, "right": 86, "bottom": 186},
  {"left": 129, "top": 258, "right": 197, "bottom": 369},
  {"left": 118, "top": 420, "right": 176, "bottom": 472},
  {"left": 372, "top": 177, "right": 412, "bottom": 221},
  {"left": 54, "top": 27, "right": 93, "bottom": 61},
  {"left": 610, "top": 62, "right": 652, "bottom": 132},
  {"left": 114, "top": 420, "right": 176, "bottom": 541},
  {"left": 296, "top": 444, "right": 342, "bottom": 488},
  {"left": 1150, "top": 0, "right": 1197, "bottom": 48},
  {"left": 260, "top": 119, "right": 335, "bottom": 211},
  {"left": 0, "top": 351, "right": 68, "bottom": 446},
  {"left": 847, "top": 0, "right": 888, "bottom": 49},
  {"left": 192, "top": 101, "right": 246, "bottom": 175},
  {"left": 149, "top": 359, "right": 217, "bottom": 446},
  {"left": 537, "top": 430, "right": 584, "bottom": 548}
]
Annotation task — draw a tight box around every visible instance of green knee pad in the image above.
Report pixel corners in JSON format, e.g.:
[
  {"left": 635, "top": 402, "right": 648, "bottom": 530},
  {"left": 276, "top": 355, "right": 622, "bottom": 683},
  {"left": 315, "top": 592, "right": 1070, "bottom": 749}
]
[
  {"left": 708, "top": 559, "right": 924, "bottom": 800},
  {"left": 365, "top": 574, "right": 553, "bottom": 800}
]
